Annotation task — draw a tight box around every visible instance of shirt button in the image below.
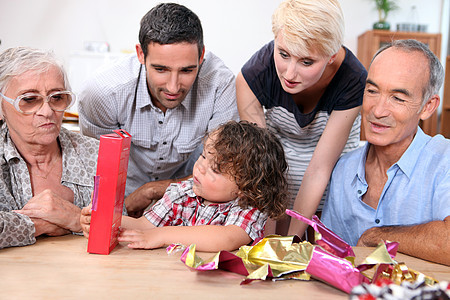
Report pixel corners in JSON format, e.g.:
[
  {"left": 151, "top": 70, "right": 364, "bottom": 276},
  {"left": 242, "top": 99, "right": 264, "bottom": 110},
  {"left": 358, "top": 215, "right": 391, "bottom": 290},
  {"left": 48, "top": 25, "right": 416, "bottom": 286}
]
[
  {"left": 157, "top": 167, "right": 161, "bottom": 170},
  {"left": 162, "top": 141, "right": 167, "bottom": 145},
  {"left": 375, "top": 219, "right": 380, "bottom": 224},
  {"left": 158, "top": 121, "right": 163, "bottom": 124},
  {"left": 357, "top": 190, "right": 362, "bottom": 195},
  {"left": 200, "top": 219, "right": 205, "bottom": 224},
  {"left": 155, "top": 177, "right": 159, "bottom": 180},
  {"left": 159, "top": 157, "right": 164, "bottom": 160}
]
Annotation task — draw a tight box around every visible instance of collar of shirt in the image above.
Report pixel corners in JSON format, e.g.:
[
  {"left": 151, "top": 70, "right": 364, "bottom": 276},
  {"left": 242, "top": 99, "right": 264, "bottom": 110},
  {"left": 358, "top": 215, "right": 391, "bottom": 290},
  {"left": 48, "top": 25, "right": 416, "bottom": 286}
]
[
  {"left": 2, "top": 124, "right": 22, "bottom": 163},
  {"left": 135, "top": 63, "right": 193, "bottom": 113},
  {"left": 354, "top": 126, "right": 429, "bottom": 194},
  {"left": 394, "top": 127, "right": 430, "bottom": 179}
]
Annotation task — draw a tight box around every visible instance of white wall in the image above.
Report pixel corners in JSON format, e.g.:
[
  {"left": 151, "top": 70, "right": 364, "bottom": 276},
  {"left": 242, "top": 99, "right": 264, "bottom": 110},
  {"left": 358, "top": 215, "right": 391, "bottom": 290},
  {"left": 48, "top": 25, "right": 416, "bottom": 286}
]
[{"left": 0, "top": 0, "right": 447, "bottom": 86}]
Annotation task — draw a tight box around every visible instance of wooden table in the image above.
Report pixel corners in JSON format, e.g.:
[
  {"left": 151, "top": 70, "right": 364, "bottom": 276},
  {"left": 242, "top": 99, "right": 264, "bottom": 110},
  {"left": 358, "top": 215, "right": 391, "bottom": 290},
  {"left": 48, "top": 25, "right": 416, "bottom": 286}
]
[{"left": 0, "top": 235, "right": 449, "bottom": 299}]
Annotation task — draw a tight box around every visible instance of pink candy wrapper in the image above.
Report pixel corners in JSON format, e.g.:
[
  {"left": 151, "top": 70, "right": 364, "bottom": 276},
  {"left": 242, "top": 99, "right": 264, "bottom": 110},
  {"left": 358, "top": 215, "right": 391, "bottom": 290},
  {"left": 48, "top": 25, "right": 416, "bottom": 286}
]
[
  {"left": 177, "top": 209, "right": 439, "bottom": 294},
  {"left": 285, "top": 209, "right": 355, "bottom": 258}
]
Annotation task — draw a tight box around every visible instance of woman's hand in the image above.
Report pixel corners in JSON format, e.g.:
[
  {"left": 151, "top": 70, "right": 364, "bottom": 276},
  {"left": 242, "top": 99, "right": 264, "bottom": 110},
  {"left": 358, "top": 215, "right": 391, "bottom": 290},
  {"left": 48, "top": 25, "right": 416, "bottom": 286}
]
[
  {"left": 14, "top": 189, "right": 82, "bottom": 233},
  {"left": 31, "top": 217, "right": 70, "bottom": 237}
]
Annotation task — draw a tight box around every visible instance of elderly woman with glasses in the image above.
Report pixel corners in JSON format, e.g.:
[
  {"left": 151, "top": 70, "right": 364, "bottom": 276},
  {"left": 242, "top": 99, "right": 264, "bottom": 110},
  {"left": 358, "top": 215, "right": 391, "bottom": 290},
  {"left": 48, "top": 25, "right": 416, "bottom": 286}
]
[{"left": 0, "top": 47, "right": 99, "bottom": 249}]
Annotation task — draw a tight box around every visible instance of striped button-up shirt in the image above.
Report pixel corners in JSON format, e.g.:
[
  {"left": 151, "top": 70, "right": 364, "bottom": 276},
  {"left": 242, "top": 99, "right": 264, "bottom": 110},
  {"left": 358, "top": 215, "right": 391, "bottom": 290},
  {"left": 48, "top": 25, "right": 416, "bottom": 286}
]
[{"left": 79, "top": 51, "right": 238, "bottom": 196}]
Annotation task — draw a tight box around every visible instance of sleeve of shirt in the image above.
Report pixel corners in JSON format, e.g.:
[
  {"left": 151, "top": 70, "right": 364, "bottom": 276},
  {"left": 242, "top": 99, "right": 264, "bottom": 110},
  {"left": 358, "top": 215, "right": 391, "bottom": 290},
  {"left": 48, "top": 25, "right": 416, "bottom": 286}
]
[
  {"left": 223, "top": 205, "right": 268, "bottom": 241},
  {"left": 241, "top": 41, "right": 278, "bottom": 108},
  {"left": 203, "top": 53, "right": 240, "bottom": 131},
  {"left": 78, "top": 77, "right": 121, "bottom": 139},
  {"left": 0, "top": 211, "right": 36, "bottom": 249},
  {"left": 332, "top": 49, "right": 367, "bottom": 111}
]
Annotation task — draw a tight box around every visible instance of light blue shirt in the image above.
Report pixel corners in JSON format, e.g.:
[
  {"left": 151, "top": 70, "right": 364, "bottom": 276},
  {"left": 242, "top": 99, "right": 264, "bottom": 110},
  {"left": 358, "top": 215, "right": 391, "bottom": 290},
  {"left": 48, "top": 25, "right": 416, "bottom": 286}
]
[{"left": 322, "top": 127, "right": 450, "bottom": 246}]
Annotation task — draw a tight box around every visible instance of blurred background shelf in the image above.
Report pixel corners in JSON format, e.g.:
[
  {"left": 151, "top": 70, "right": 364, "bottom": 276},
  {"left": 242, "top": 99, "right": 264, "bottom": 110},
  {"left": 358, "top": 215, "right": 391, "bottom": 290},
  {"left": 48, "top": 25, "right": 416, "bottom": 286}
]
[{"left": 440, "top": 55, "right": 450, "bottom": 138}]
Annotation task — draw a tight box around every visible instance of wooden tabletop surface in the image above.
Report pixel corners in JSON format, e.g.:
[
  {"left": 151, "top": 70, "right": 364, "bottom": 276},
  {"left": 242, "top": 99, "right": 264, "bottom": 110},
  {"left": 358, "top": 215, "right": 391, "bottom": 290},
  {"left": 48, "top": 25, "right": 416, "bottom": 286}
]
[{"left": 0, "top": 235, "right": 448, "bottom": 299}]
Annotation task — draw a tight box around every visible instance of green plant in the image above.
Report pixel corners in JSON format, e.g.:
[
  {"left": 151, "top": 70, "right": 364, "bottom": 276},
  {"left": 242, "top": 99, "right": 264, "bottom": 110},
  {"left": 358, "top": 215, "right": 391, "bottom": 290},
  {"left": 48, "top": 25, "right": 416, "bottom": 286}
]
[{"left": 373, "top": 0, "right": 399, "bottom": 22}]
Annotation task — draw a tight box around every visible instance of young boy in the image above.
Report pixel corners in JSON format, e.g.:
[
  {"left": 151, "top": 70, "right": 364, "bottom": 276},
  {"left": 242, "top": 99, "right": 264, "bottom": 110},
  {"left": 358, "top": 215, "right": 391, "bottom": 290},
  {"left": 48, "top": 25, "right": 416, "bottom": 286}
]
[{"left": 81, "top": 121, "right": 288, "bottom": 252}]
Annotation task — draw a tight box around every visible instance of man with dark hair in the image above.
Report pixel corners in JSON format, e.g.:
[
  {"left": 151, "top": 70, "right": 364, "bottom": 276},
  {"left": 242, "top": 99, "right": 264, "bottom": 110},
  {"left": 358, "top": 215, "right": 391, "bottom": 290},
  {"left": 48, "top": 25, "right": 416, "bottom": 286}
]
[
  {"left": 79, "top": 3, "right": 238, "bottom": 217},
  {"left": 322, "top": 39, "right": 450, "bottom": 265}
]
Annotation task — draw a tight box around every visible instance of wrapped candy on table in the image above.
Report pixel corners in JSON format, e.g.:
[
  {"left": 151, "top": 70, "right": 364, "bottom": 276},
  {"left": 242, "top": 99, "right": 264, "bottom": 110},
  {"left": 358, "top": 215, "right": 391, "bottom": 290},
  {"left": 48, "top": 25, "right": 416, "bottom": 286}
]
[
  {"left": 180, "top": 244, "right": 250, "bottom": 276},
  {"left": 179, "top": 236, "right": 312, "bottom": 280},
  {"left": 178, "top": 237, "right": 400, "bottom": 292},
  {"left": 176, "top": 209, "right": 440, "bottom": 294}
]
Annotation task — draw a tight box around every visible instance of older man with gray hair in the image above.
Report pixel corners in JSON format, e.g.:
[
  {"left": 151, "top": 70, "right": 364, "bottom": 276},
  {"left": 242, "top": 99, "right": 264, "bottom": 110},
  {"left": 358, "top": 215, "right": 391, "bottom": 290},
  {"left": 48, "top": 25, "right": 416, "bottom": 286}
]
[{"left": 322, "top": 39, "right": 450, "bottom": 266}]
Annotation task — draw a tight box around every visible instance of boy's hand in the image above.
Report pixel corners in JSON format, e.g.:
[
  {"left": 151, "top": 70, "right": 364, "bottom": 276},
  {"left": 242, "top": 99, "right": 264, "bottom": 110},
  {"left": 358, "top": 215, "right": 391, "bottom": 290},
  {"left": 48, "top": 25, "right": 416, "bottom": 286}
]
[
  {"left": 80, "top": 204, "right": 92, "bottom": 238},
  {"left": 118, "top": 228, "right": 164, "bottom": 249}
]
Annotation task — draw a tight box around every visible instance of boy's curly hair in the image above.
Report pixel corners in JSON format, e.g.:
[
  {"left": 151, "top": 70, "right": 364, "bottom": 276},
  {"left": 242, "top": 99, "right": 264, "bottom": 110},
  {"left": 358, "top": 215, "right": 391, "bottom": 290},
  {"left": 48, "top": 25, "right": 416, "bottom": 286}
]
[{"left": 205, "top": 120, "right": 288, "bottom": 219}]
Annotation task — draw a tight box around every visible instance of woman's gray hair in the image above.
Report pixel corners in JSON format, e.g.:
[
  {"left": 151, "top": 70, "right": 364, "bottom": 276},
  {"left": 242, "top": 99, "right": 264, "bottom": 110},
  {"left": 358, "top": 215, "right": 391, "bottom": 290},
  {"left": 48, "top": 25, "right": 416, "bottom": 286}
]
[
  {"left": 0, "top": 47, "right": 70, "bottom": 118},
  {"left": 0, "top": 47, "right": 70, "bottom": 94},
  {"left": 371, "top": 39, "right": 444, "bottom": 106}
]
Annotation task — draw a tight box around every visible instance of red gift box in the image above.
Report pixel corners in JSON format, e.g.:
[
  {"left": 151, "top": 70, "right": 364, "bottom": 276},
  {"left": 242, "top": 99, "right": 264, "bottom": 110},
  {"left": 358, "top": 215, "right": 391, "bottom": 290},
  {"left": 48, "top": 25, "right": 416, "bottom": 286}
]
[{"left": 87, "top": 129, "right": 132, "bottom": 255}]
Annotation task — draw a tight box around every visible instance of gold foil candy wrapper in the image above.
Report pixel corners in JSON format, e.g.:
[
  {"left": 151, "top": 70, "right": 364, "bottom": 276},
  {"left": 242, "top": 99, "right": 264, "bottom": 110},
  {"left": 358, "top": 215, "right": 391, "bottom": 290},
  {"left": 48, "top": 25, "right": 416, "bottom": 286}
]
[
  {"left": 178, "top": 210, "right": 439, "bottom": 293},
  {"left": 372, "top": 262, "right": 439, "bottom": 286}
]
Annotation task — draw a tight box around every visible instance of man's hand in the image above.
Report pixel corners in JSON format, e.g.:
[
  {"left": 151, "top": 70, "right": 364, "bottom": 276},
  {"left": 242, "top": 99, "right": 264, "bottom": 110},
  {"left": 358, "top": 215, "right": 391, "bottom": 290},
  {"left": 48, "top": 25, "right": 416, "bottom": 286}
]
[
  {"left": 356, "top": 227, "right": 383, "bottom": 247},
  {"left": 125, "top": 179, "right": 173, "bottom": 217},
  {"left": 14, "top": 189, "right": 82, "bottom": 233},
  {"left": 80, "top": 204, "right": 92, "bottom": 238}
]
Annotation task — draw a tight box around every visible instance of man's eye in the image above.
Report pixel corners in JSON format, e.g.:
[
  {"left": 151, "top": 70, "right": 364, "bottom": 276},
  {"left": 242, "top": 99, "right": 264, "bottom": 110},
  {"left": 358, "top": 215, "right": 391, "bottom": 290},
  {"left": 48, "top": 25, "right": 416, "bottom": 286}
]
[
  {"left": 181, "top": 69, "right": 194, "bottom": 73},
  {"left": 393, "top": 96, "right": 406, "bottom": 103},
  {"left": 302, "top": 60, "right": 313, "bottom": 66}
]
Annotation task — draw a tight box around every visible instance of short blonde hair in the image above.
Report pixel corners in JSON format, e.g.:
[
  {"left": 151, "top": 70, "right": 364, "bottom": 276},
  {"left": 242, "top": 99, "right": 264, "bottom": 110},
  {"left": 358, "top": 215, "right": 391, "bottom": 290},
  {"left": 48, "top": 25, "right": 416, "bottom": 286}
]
[{"left": 272, "top": 0, "right": 344, "bottom": 58}]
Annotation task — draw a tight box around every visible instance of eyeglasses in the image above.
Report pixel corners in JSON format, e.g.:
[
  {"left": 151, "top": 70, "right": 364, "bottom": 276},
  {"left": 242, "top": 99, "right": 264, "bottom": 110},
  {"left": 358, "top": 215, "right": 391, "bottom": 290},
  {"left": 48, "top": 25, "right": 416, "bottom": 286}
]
[{"left": 0, "top": 91, "right": 75, "bottom": 114}]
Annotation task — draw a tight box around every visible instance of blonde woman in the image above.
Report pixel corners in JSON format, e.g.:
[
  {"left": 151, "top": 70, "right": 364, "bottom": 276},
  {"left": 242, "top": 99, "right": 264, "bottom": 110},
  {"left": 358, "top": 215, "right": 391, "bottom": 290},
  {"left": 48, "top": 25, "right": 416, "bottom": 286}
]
[{"left": 236, "top": 0, "right": 367, "bottom": 237}]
